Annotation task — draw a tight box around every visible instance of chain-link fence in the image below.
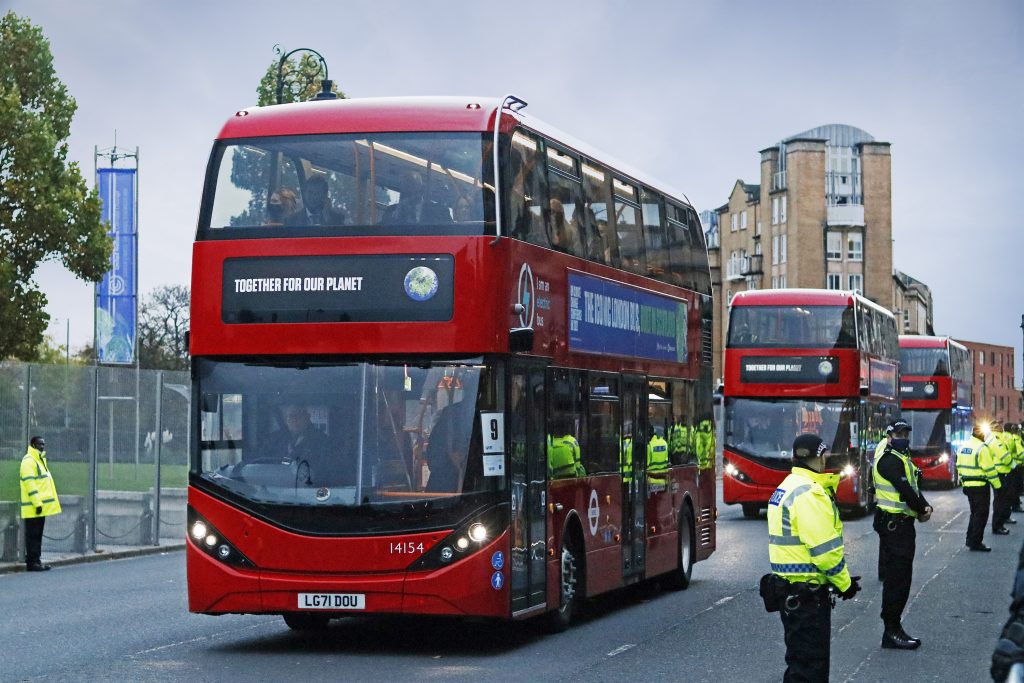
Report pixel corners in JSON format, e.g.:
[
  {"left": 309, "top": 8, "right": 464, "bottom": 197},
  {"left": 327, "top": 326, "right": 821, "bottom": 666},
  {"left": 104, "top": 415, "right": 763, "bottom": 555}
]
[{"left": 0, "top": 362, "right": 190, "bottom": 562}]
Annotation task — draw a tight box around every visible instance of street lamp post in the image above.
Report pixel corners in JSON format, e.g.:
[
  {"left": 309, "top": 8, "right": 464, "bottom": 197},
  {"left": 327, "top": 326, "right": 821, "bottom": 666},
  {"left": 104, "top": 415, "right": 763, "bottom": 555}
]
[{"left": 274, "top": 45, "right": 338, "bottom": 105}]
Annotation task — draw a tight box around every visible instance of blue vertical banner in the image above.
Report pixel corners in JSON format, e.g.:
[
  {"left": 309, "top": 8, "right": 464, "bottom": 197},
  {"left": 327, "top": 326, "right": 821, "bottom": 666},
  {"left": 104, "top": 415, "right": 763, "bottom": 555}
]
[{"left": 95, "top": 168, "right": 137, "bottom": 364}]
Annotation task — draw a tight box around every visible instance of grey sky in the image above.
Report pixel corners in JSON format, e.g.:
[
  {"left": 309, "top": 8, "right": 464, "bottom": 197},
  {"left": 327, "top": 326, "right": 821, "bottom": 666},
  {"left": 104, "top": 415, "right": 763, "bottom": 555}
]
[{"left": 9, "top": 0, "right": 1024, "bottom": 383}]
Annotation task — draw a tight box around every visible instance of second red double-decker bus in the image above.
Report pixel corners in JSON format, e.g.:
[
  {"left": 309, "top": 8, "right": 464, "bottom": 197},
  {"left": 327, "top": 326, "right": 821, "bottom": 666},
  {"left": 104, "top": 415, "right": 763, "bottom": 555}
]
[
  {"left": 187, "top": 95, "right": 716, "bottom": 631},
  {"left": 898, "top": 335, "right": 973, "bottom": 486},
  {"left": 722, "top": 289, "right": 899, "bottom": 517}
]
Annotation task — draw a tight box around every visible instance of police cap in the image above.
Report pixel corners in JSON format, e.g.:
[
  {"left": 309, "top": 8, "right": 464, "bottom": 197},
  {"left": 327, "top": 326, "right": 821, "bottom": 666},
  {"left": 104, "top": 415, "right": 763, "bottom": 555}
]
[
  {"left": 792, "top": 433, "right": 828, "bottom": 460},
  {"left": 889, "top": 419, "right": 912, "bottom": 435}
]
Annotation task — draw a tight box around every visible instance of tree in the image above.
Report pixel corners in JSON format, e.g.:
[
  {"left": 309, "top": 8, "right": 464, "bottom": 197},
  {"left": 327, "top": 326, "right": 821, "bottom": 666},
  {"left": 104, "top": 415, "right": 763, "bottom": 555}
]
[
  {"left": 0, "top": 12, "right": 112, "bottom": 360},
  {"left": 138, "top": 285, "right": 189, "bottom": 370}
]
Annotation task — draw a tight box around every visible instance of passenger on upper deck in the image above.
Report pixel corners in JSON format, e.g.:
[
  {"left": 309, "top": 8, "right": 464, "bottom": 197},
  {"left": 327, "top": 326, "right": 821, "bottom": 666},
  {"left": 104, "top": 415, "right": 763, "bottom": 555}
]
[
  {"left": 549, "top": 198, "right": 582, "bottom": 255},
  {"left": 266, "top": 188, "right": 301, "bottom": 226},
  {"left": 301, "top": 175, "right": 351, "bottom": 226},
  {"left": 382, "top": 169, "right": 452, "bottom": 225}
]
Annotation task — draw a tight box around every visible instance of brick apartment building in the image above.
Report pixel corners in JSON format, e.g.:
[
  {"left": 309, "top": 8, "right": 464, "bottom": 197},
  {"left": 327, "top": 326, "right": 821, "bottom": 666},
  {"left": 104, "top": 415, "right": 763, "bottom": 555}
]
[
  {"left": 706, "top": 124, "right": 895, "bottom": 382},
  {"left": 957, "top": 339, "right": 1023, "bottom": 423}
]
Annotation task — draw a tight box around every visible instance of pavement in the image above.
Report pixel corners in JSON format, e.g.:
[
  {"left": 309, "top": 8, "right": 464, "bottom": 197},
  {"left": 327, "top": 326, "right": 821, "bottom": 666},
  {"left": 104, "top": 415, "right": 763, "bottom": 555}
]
[{"left": 0, "top": 539, "right": 184, "bottom": 574}]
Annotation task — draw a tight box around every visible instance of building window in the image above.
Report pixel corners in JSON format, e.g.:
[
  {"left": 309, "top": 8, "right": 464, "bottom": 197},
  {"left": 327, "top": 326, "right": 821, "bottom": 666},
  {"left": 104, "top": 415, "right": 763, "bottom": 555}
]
[
  {"left": 731, "top": 213, "right": 738, "bottom": 232},
  {"left": 903, "top": 308, "right": 910, "bottom": 331},
  {"left": 979, "top": 351, "right": 985, "bottom": 365},
  {"left": 741, "top": 211, "right": 747, "bottom": 230},
  {"left": 772, "top": 235, "right": 779, "bottom": 265},
  {"left": 771, "top": 198, "right": 779, "bottom": 225},
  {"left": 847, "top": 232, "right": 863, "bottom": 261},
  {"left": 771, "top": 275, "right": 778, "bottom": 288},
  {"left": 780, "top": 196, "right": 787, "bottom": 223},
  {"left": 755, "top": 220, "right": 761, "bottom": 236},
  {"left": 848, "top": 273, "right": 863, "bottom": 293},
  {"left": 779, "top": 274, "right": 786, "bottom": 288},
  {"left": 781, "top": 235, "right": 787, "bottom": 263},
  {"left": 827, "top": 273, "right": 841, "bottom": 290},
  {"left": 827, "top": 232, "right": 842, "bottom": 260}
]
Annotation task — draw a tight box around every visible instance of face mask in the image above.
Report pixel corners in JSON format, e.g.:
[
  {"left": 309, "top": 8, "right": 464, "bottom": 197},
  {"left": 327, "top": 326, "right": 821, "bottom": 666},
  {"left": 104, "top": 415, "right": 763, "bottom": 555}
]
[{"left": 891, "top": 438, "right": 910, "bottom": 451}]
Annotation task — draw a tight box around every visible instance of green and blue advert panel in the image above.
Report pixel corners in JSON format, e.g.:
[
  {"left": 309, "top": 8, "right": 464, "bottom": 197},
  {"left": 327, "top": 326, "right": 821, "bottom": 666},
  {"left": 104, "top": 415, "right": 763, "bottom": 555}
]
[{"left": 567, "top": 272, "right": 688, "bottom": 363}]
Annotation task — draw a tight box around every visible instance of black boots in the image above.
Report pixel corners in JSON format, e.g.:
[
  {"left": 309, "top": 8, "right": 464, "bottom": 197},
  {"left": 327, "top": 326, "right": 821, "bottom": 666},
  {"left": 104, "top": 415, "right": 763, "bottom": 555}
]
[
  {"left": 882, "top": 623, "right": 921, "bottom": 650},
  {"left": 25, "top": 563, "right": 51, "bottom": 572}
]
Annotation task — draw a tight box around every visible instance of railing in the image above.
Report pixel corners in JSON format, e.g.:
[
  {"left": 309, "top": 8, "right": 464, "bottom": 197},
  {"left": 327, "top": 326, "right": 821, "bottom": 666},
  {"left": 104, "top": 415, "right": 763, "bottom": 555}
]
[{"left": 741, "top": 255, "right": 763, "bottom": 275}]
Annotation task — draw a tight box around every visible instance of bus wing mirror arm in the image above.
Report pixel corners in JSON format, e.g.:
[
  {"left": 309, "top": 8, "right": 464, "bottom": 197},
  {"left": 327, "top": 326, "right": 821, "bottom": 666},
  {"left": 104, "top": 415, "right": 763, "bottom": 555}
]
[{"left": 509, "top": 327, "right": 534, "bottom": 354}]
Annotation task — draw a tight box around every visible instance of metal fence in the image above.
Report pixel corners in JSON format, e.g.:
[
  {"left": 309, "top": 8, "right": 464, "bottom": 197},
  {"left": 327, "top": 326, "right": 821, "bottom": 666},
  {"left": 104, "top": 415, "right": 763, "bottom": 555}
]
[{"left": 0, "top": 362, "right": 190, "bottom": 562}]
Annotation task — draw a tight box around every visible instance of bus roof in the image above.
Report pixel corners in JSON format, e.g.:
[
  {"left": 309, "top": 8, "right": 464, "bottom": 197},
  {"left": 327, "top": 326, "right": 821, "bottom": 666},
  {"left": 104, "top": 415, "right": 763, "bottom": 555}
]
[
  {"left": 899, "top": 335, "right": 967, "bottom": 352},
  {"left": 217, "top": 96, "right": 690, "bottom": 206},
  {"left": 730, "top": 288, "right": 875, "bottom": 309}
]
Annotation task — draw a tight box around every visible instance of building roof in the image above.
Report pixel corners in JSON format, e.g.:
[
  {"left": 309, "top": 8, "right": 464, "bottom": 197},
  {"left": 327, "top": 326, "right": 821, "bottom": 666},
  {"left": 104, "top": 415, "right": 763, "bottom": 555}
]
[{"left": 781, "top": 124, "right": 878, "bottom": 147}]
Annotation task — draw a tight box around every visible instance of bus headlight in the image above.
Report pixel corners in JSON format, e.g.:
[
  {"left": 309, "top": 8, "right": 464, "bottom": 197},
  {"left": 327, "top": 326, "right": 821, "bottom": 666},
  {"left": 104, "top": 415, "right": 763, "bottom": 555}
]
[
  {"left": 938, "top": 453, "right": 949, "bottom": 464},
  {"left": 467, "top": 523, "right": 488, "bottom": 543},
  {"left": 841, "top": 465, "right": 856, "bottom": 479},
  {"left": 725, "top": 462, "right": 738, "bottom": 477},
  {"left": 190, "top": 521, "right": 208, "bottom": 541}
]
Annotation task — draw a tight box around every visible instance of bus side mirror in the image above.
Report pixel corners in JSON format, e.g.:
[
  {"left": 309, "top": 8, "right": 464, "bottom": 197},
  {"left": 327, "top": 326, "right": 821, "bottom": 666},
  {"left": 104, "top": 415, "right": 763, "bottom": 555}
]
[{"left": 509, "top": 327, "right": 534, "bottom": 353}]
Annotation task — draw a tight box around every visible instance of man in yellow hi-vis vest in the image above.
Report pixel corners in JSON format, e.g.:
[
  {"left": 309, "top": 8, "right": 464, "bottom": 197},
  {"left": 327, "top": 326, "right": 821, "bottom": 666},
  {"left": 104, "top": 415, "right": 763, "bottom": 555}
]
[
  {"left": 872, "top": 419, "right": 932, "bottom": 650},
  {"left": 766, "top": 433, "right": 860, "bottom": 680},
  {"left": 20, "top": 436, "right": 61, "bottom": 571},
  {"left": 957, "top": 422, "right": 1001, "bottom": 551}
]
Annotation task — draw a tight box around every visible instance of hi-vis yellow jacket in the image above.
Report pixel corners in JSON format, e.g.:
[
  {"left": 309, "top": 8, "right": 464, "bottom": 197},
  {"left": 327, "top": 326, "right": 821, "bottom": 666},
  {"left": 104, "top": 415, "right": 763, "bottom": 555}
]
[
  {"left": 767, "top": 467, "right": 852, "bottom": 592},
  {"left": 957, "top": 435, "right": 1000, "bottom": 489},
  {"left": 988, "top": 434, "right": 1013, "bottom": 475},
  {"left": 20, "top": 445, "right": 61, "bottom": 519}
]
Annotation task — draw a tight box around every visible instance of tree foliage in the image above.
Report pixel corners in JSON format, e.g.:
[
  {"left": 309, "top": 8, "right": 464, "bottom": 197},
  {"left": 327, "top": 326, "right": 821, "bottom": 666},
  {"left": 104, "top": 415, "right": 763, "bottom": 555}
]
[
  {"left": 0, "top": 12, "right": 112, "bottom": 360},
  {"left": 138, "top": 285, "right": 189, "bottom": 370},
  {"left": 256, "top": 50, "right": 346, "bottom": 107}
]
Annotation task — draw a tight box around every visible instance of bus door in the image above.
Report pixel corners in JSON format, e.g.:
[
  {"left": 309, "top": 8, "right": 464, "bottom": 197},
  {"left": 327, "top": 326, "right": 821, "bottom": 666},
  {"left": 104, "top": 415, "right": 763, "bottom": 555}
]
[
  {"left": 621, "top": 375, "right": 647, "bottom": 581},
  {"left": 509, "top": 360, "right": 548, "bottom": 615}
]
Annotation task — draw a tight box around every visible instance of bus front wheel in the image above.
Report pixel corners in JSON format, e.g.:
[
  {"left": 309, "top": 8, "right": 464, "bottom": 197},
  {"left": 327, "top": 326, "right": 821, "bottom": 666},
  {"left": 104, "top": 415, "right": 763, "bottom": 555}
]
[
  {"left": 283, "top": 613, "right": 331, "bottom": 631},
  {"left": 741, "top": 504, "right": 761, "bottom": 519},
  {"left": 545, "top": 540, "right": 581, "bottom": 633}
]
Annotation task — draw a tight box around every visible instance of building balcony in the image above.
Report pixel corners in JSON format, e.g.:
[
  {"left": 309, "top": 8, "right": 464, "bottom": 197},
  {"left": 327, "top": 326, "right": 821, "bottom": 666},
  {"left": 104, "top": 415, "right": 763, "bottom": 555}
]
[
  {"left": 725, "top": 260, "right": 744, "bottom": 281},
  {"left": 826, "top": 204, "right": 865, "bottom": 226},
  {"left": 741, "top": 255, "right": 763, "bottom": 275}
]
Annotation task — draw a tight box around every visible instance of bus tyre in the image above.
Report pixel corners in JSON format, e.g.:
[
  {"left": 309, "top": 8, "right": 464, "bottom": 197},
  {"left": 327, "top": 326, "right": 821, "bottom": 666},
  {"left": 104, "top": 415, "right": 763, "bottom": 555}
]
[
  {"left": 545, "top": 541, "right": 580, "bottom": 633},
  {"left": 665, "top": 506, "right": 695, "bottom": 591},
  {"left": 283, "top": 613, "right": 331, "bottom": 631},
  {"left": 741, "top": 504, "right": 760, "bottom": 519}
]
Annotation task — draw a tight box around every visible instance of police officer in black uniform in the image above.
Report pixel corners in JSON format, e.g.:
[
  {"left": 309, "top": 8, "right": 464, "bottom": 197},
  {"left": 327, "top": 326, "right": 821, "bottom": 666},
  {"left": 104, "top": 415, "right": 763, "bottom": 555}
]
[{"left": 873, "top": 419, "right": 933, "bottom": 650}]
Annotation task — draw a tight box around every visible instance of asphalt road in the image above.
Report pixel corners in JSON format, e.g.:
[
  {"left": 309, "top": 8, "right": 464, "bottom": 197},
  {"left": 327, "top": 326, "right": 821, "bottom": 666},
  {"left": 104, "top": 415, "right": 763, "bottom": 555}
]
[{"left": 2, "top": 485, "right": 1016, "bottom": 682}]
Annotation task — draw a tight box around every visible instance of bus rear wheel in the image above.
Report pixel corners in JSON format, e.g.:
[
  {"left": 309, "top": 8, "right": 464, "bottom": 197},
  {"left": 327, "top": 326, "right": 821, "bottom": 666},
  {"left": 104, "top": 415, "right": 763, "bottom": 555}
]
[
  {"left": 545, "top": 541, "right": 580, "bottom": 633},
  {"left": 283, "top": 613, "right": 331, "bottom": 631},
  {"left": 664, "top": 506, "right": 695, "bottom": 590}
]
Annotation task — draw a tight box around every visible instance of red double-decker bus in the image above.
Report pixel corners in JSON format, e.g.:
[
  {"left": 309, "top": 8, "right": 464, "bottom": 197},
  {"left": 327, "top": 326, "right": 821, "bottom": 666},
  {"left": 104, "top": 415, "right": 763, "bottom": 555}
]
[
  {"left": 722, "top": 289, "right": 899, "bottom": 517},
  {"left": 898, "top": 335, "right": 973, "bottom": 486},
  {"left": 187, "top": 96, "right": 716, "bottom": 631}
]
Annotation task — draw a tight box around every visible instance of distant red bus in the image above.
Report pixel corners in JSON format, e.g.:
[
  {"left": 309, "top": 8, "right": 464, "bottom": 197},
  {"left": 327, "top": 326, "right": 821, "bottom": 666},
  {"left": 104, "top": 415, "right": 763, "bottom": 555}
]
[
  {"left": 722, "top": 289, "right": 899, "bottom": 517},
  {"left": 187, "top": 95, "right": 716, "bottom": 631},
  {"left": 899, "top": 335, "right": 973, "bottom": 486}
]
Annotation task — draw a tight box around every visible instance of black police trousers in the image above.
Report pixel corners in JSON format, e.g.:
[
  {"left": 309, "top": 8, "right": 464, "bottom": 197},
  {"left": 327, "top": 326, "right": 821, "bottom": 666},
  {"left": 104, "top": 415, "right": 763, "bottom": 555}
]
[
  {"left": 24, "top": 516, "right": 45, "bottom": 566},
  {"left": 779, "top": 585, "right": 831, "bottom": 682},
  {"left": 965, "top": 485, "right": 991, "bottom": 548},
  {"left": 874, "top": 510, "right": 915, "bottom": 626},
  {"left": 994, "top": 474, "right": 1013, "bottom": 530}
]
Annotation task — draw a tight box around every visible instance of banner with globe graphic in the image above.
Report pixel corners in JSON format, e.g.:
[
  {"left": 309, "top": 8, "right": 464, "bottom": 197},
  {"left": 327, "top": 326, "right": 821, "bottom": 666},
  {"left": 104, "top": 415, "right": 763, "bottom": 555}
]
[{"left": 221, "top": 254, "right": 454, "bottom": 324}]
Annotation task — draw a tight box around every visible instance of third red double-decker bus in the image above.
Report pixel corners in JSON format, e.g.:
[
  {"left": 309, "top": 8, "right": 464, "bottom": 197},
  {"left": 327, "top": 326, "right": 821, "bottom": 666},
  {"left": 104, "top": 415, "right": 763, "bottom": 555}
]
[
  {"left": 722, "top": 289, "right": 899, "bottom": 517},
  {"left": 898, "top": 335, "right": 973, "bottom": 486},
  {"left": 187, "top": 95, "right": 716, "bottom": 632}
]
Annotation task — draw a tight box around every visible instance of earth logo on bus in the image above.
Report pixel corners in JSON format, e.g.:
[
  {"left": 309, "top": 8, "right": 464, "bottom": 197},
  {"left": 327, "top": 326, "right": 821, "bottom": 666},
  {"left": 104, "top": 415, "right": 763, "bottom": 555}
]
[
  {"left": 516, "top": 263, "right": 535, "bottom": 328},
  {"left": 404, "top": 266, "right": 439, "bottom": 302}
]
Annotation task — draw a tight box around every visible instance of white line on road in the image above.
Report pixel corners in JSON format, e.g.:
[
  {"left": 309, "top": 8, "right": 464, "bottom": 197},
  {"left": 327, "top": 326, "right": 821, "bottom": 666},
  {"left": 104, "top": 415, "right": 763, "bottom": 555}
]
[
  {"left": 606, "top": 644, "right": 636, "bottom": 657},
  {"left": 127, "top": 619, "right": 279, "bottom": 658},
  {"left": 713, "top": 596, "right": 734, "bottom": 607},
  {"left": 939, "top": 510, "right": 964, "bottom": 532}
]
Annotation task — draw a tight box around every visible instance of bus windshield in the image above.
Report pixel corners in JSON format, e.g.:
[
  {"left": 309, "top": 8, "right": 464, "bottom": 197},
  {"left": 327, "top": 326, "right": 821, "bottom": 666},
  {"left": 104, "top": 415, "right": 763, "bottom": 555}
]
[
  {"left": 899, "top": 348, "right": 949, "bottom": 376},
  {"left": 904, "top": 409, "right": 950, "bottom": 451},
  {"left": 725, "top": 397, "right": 859, "bottom": 462},
  {"left": 201, "top": 132, "right": 495, "bottom": 238},
  {"left": 194, "top": 358, "right": 503, "bottom": 531},
  {"left": 728, "top": 305, "right": 856, "bottom": 349}
]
